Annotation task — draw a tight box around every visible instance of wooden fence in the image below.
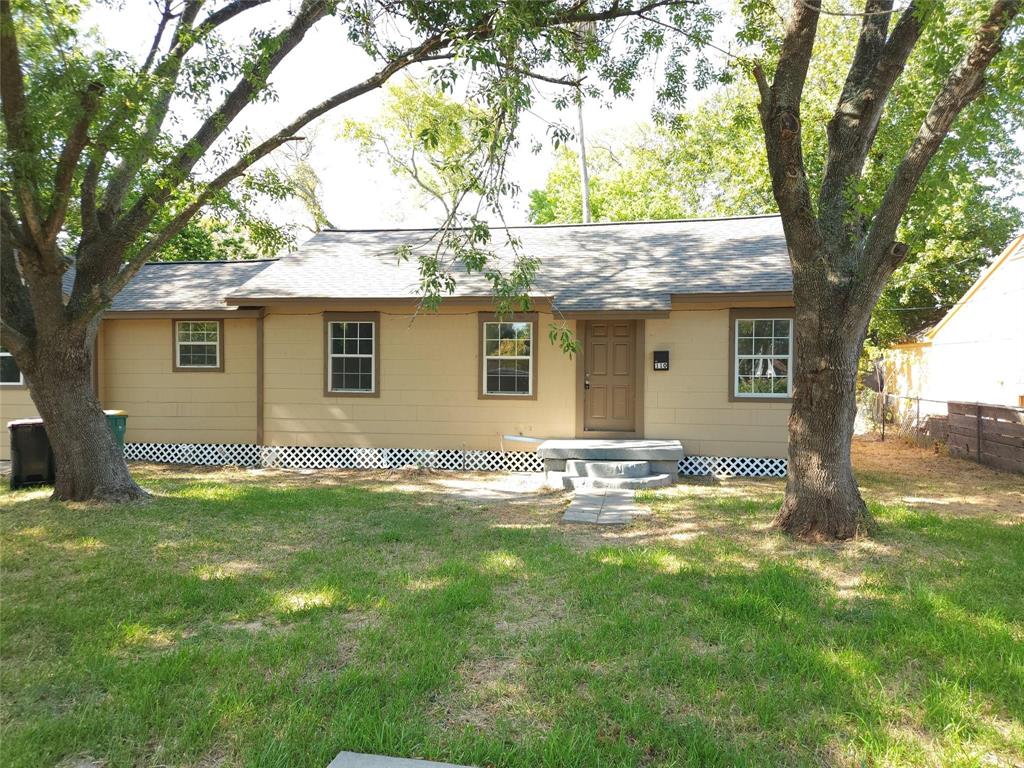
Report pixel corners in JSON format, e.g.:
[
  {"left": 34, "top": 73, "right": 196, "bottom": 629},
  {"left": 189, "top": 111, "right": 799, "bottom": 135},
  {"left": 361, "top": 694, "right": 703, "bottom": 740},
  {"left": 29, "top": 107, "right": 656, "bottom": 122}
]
[{"left": 948, "top": 402, "right": 1024, "bottom": 474}]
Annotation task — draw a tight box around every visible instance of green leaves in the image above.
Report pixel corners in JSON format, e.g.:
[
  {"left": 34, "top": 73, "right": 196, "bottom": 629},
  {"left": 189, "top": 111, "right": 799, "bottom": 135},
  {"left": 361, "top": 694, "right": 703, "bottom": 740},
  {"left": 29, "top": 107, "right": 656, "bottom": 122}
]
[
  {"left": 341, "top": 79, "right": 505, "bottom": 215},
  {"left": 527, "top": 4, "right": 1023, "bottom": 346}
]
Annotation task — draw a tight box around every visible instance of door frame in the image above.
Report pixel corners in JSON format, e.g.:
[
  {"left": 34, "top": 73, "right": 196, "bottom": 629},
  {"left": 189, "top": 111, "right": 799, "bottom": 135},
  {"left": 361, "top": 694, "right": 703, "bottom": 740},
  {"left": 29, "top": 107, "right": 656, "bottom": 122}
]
[{"left": 575, "top": 318, "right": 646, "bottom": 439}]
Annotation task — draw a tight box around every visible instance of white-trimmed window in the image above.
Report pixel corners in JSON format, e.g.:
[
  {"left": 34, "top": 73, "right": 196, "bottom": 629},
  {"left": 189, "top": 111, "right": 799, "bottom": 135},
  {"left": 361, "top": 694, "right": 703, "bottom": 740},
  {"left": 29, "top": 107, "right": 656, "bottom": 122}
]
[
  {"left": 175, "top": 320, "right": 221, "bottom": 369},
  {"left": 734, "top": 318, "right": 793, "bottom": 397},
  {"left": 482, "top": 321, "right": 533, "bottom": 396},
  {"left": 0, "top": 346, "right": 23, "bottom": 385},
  {"left": 328, "top": 319, "right": 376, "bottom": 393}
]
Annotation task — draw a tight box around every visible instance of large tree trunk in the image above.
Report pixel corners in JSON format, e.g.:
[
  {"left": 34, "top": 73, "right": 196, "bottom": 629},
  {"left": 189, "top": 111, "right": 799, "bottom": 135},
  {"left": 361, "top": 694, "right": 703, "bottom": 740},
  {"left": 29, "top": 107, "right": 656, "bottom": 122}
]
[
  {"left": 775, "top": 279, "right": 874, "bottom": 540},
  {"left": 22, "top": 323, "right": 147, "bottom": 502}
]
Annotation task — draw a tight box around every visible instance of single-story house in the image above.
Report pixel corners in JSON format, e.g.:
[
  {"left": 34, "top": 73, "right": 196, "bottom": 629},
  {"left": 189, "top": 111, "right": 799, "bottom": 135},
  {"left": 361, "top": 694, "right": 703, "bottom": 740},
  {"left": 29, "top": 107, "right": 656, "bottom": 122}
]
[
  {"left": 884, "top": 233, "right": 1024, "bottom": 418},
  {"left": 1, "top": 214, "right": 795, "bottom": 476}
]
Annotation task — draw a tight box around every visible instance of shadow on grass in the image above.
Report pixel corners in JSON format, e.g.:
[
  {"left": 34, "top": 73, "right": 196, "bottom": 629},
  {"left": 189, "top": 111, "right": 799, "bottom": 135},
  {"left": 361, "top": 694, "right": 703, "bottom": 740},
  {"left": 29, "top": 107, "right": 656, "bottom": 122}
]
[{"left": 1, "top": 473, "right": 1022, "bottom": 767}]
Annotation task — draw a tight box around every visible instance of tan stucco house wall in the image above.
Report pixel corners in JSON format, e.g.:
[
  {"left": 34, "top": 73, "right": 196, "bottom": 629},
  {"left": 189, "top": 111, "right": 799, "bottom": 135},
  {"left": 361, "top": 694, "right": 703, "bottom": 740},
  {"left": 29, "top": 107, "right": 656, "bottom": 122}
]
[
  {"left": 2, "top": 303, "right": 792, "bottom": 461},
  {"left": 2, "top": 216, "right": 801, "bottom": 469},
  {"left": 262, "top": 303, "right": 577, "bottom": 450},
  {"left": 645, "top": 307, "right": 791, "bottom": 458},
  {"left": 100, "top": 317, "right": 259, "bottom": 445},
  {"left": 0, "top": 386, "right": 37, "bottom": 461}
]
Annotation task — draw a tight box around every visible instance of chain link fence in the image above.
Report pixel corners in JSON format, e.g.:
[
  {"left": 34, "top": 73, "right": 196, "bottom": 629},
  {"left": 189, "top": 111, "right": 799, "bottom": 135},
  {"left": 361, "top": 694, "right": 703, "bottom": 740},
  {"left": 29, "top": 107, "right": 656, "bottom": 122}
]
[{"left": 856, "top": 390, "right": 951, "bottom": 446}]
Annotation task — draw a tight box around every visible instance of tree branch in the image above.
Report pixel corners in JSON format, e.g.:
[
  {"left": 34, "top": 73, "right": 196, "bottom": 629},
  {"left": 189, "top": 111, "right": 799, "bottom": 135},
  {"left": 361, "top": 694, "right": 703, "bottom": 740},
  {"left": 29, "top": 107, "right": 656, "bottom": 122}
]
[
  {"left": 0, "top": 318, "right": 30, "bottom": 357},
  {"left": 140, "top": 0, "right": 175, "bottom": 73},
  {"left": 106, "top": 0, "right": 331, "bottom": 249},
  {"left": 818, "top": 0, "right": 924, "bottom": 240},
  {"left": 496, "top": 61, "right": 583, "bottom": 87},
  {"left": 79, "top": 154, "right": 102, "bottom": 246},
  {"left": 0, "top": 192, "right": 30, "bottom": 252},
  {"left": 99, "top": 0, "right": 204, "bottom": 219},
  {"left": 404, "top": 143, "right": 451, "bottom": 216},
  {"left": 798, "top": 0, "right": 910, "bottom": 16},
  {"left": 0, "top": 196, "right": 34, "bottom": 347},
  {"left": 758, "top": 0, "right": 822, "bottom": 254},
  {"left": 863, "top": 0, "right": 1020, "bottom": 274},
  {"left": 199, "top": 0, "right": 271, "bottom": 30},
  {"left": 74, "top": 134, "right": 306, "bottom": 318},
  {"left": 102, "top": 0, "right": 273, "bottom": 218},
  {"left": 772, "top": 0, "right": 821, "bottom": 109},
  {"left": 752, "top": 62, "right": 771, "bottom": 109},
  {"left": 0, "top": 0, "right": 44, "bottom": 249},
  {"left": 72, "top": 0, "right": 699, "bottom": 320},
  {"left": 45, "top": 81, "right": 103, "bottom": 242}
]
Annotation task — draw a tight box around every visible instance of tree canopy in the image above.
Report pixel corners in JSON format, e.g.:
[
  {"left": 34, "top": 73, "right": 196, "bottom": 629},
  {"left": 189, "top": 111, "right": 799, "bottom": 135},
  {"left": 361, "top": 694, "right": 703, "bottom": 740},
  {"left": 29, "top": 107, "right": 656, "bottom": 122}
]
[
  {"left": 528, "top": 6, "right": 1024, "bottom": 345},
  {"left": 342, "top": 79, "right": 506, "bottom": 218},
  {"left": 0, "top": 0, "right": 722, "bottom": 500}
]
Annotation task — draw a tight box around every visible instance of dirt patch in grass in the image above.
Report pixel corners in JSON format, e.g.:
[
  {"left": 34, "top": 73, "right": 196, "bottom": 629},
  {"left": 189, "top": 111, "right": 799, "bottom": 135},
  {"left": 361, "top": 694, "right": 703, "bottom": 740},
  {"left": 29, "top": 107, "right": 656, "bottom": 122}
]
[
  {"left": 55, "top": 756, "right": 106, "bottom": 768},
  {"left": 492, "top": 582, "right": 567, "bottom": 637},
  {"left": 219, "top": 619, "right": 278, "bottom": 633},
  {"left": 190, "top": 748, "right": 229, "bottom": 768},
  {"left": 433, "top": 653, "right": 547, "bottom": 734},
  {"left": 564, "top": 437, "right": 1021, "bottom": 551},
  {"left": 852, "top": 436, "right": 1024, "bottom": 523},
  {"left": 548, "top": 438, "right": 1023, "bottom": 614},
  {"left": 194, "top": 559, "right": 263, "bottom": 581},
  {"left": 138, "top": 461, "right": 572, "bottom": 531}
]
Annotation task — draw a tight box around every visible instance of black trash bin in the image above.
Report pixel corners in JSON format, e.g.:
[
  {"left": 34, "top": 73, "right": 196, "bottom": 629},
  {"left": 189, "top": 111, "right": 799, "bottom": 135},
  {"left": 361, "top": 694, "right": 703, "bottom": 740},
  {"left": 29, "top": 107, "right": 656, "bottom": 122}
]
[{"left": 8, "top": 419, "right": 55, "bottom": 490}]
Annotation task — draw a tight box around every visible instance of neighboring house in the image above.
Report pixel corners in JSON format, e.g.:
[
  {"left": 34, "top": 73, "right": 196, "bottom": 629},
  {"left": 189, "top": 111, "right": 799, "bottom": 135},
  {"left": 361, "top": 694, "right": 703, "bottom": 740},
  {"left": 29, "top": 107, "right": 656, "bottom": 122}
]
[
  {"left": 884, "top": 234, "right": 1024, "bottom": 417},
  {"left": 0, "top": 215, "right": 795, "bottom": 475}
]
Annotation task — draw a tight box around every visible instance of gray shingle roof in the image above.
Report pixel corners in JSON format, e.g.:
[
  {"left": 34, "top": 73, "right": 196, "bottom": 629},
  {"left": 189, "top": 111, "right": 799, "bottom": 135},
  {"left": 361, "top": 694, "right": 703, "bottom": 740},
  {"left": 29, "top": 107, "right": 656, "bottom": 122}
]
[
  {"left": 229, "top": 215, "right": 791, "bottom": 311},
  {"left": 69, "top": 260, "right": 277, "bottom": 312}
]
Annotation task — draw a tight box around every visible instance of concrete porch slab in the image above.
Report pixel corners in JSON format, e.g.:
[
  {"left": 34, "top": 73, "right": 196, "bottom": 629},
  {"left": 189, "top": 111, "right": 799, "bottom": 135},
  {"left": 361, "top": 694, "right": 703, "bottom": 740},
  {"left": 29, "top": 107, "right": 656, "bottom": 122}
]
[{"left": 538, "top": 439, "right": 685, "bottom": 462}]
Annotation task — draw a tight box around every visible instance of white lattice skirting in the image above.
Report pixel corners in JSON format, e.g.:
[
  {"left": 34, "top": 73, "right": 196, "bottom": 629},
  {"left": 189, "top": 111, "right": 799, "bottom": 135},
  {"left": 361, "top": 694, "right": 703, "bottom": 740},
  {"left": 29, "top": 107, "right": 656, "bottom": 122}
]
[
  {"left": 124, "top": 442, "right": 788, "bottom": 477},
  {"left": 124, "top": 442, "right": 544, "bottom": 472},
  {"left": 678, "top": 455, "right": 788, "bottom": 478}
]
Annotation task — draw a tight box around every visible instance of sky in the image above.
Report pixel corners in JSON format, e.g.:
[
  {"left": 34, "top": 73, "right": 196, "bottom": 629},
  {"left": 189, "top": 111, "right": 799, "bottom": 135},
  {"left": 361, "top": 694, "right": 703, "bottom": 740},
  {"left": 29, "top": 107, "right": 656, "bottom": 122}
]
[
  {"left": 85, "top": 0, "right": 734, "bottom": 233},
  {"left": 84, "top": 1, "right": 1022, "bottom": 241}
]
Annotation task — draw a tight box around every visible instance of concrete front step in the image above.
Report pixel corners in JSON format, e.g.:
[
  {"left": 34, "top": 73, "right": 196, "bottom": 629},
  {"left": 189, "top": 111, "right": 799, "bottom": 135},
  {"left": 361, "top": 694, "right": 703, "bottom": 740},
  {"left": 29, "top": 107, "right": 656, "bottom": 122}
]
[
  {"left": 538, "top": 439, "right": 685, "bottom": 462},
  {"left": 559, "top": 473, "right": 674, "bottom": 491},
  {"left": 565, "top": 459, "right": 650, "bottom": 478}
]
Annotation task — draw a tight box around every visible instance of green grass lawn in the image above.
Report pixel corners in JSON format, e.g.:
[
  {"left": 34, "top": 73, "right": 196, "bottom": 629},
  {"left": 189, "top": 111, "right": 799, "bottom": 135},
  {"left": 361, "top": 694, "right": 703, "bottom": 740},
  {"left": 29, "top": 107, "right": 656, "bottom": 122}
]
[{"left": 1, "top": 440, "right": 1022, "bottom": 768}]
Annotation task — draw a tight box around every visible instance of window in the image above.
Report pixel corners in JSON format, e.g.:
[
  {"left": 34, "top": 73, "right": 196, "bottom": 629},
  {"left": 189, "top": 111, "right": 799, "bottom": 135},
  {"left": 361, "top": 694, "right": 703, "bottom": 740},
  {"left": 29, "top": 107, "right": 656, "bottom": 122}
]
[
  {"left": 326, "top": 316, "right": 377, "bottom": 395},
  {"left": 481, "top": 318, "right": 535, "bottom": 397},
  {"left": 733, "top": 317, "right": 793, "bottom": 398},
  {"left": 174, "top": 320, "right": 222, "bottom": 370},
  {"left": 0, "top": 346, "right": 23, "bottom": 386}
]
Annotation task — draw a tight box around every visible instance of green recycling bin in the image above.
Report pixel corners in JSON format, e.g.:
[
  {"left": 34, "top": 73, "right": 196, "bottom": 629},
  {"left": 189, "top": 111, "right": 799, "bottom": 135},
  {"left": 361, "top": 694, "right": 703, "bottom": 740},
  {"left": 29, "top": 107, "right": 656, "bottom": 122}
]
[{"left": 104, "top": 410, "right": 128, "bottom": 449}]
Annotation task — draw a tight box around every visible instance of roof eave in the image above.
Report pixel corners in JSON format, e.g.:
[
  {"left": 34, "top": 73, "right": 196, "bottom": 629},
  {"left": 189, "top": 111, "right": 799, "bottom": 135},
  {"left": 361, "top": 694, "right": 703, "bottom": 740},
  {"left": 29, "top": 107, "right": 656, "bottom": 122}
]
[
  {"left": 223, "top": 294, "right": 556, "bottom": 307},
  {"left": 102, "top": 308, "right": 263, "bottom": 318},
  {"left": 924, "top": 234, "right": 1024, "bottom": 341}
]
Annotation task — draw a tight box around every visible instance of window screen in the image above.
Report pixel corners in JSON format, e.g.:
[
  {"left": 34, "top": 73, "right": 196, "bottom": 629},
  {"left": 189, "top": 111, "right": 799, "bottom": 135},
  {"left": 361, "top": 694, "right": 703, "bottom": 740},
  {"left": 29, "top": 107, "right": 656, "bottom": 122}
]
[
  {"left": 483, "top": 321, "right": 532, "bottom": 396},
  {"left": 735, "top": 318, "right": 792, "bottom": 397},
  {"left": 329, "top": 321, "right": 375, "bottom": 393}
]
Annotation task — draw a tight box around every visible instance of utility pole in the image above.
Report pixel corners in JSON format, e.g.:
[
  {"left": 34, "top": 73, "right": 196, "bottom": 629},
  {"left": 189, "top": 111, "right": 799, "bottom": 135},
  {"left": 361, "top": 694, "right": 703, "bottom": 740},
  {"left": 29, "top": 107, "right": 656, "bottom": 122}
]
[
  {"left": 577, "top": 95, "right": 591, "bottom": 223},
  {"left": 572, "top": 19, "right": 595, "bottom": 225}
]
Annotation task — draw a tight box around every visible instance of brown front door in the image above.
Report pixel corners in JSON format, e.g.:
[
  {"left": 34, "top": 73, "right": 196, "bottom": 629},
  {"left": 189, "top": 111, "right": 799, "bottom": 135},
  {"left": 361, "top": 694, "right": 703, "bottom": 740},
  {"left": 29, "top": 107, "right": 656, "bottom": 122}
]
[{"left": 583, "top": 320, "right": 637, "bottom": 433}]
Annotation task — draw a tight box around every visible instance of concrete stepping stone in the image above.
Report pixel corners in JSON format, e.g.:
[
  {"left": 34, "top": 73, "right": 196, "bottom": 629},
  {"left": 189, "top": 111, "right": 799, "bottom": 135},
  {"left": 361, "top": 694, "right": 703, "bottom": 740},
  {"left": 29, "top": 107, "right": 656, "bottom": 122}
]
[
  {"left": 328, "top": 752, "right": 472, "bottom": 768},
  {"left": 561, "top": 488, "right": 647, "bottom": 525}
]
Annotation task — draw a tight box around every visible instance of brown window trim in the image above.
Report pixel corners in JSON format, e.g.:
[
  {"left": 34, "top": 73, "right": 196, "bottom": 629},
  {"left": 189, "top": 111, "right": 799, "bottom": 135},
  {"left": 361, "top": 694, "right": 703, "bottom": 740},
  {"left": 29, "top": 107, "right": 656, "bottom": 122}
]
[
  {"left": 171, "top": 319, "right": 225, "bottom": 372},
  {"left": 478, "top": 312, "right": 539, "bottom": 401},
  {"left": 728, "top": 307, "right": 795, "bottom": 404},
  {"left": 323, "top": 312, "right": 380, "bottom": 398}
]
